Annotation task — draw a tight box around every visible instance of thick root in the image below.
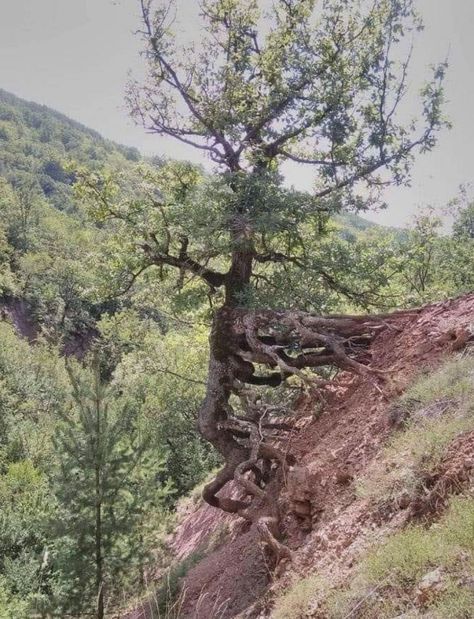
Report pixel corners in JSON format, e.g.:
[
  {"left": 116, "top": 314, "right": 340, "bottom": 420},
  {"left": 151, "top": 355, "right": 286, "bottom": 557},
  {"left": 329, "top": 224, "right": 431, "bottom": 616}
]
[{"left": 199, "top": 306, "right": 417, "bottom": 561}]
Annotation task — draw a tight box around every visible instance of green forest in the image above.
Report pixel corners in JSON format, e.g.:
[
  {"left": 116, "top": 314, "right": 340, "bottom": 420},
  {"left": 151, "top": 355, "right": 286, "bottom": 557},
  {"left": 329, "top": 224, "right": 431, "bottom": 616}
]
[{"left": 0, "top": 1, "right": 473, "bottom": 618}]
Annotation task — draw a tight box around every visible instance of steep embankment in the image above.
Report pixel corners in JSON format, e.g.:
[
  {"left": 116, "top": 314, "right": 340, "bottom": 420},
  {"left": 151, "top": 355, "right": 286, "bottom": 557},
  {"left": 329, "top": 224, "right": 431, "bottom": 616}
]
[{"left": 126, "top": 300, "right": 474, "bottom": 619}]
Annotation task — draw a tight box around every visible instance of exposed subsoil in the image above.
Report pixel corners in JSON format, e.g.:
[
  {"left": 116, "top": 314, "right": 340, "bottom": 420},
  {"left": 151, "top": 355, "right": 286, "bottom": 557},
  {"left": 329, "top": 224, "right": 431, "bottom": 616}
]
[{"left": 123, "top": 293, "right": 474, "bottom": 619}]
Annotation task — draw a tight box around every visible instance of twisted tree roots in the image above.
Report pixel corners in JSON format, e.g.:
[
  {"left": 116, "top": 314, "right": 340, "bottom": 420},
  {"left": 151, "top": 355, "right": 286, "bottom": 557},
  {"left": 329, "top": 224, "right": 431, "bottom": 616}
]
[{"left": 198, "top": 306, "right": 418, "bottom": 563}]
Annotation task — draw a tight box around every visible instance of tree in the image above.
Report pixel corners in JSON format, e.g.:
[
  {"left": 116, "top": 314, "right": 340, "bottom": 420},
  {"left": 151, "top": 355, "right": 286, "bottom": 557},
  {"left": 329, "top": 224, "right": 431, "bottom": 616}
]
[
  {"left": 80, "top": 0, "right": 447, "bottom": 559},
  {"left": 452, "top": 194, "right": 474, "bottom": 240},
  {"left": 52, "top": 358, "right": 171, "bottom": 618}
]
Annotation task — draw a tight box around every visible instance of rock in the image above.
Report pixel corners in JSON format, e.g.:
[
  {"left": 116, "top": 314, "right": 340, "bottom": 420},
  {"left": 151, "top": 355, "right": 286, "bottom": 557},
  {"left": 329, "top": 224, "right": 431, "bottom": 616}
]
[
  {"left": 397, "top": 491, "right": 411, "bottom": 510},
  {"left": 415, "top": 567, "right": 445, "bottom": 606},
  {"left": 286, "top": 466, "right": 313, "bottom": 531}
]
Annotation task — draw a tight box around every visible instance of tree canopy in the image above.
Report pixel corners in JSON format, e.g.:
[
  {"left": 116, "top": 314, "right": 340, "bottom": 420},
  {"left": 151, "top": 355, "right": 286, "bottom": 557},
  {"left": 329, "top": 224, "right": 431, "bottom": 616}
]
[{"left": 103, "top": 0, "right": 450, "bottom": 561}]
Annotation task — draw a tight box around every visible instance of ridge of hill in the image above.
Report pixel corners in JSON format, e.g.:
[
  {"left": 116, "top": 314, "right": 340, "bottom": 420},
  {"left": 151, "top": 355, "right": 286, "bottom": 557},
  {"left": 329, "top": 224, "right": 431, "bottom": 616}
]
[
  {"left": 0, "top": 88, "right": 380, "bottom": 233},
  {"left": 0, "top": 88, "right": 141, "bottom": 212}
]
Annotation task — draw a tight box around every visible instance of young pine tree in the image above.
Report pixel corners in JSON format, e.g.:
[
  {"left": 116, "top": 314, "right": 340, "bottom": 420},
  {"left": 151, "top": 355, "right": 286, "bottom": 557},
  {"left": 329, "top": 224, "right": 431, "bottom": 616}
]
[{"left": 51, "top": 357, "right": 171, "bottom": 618}]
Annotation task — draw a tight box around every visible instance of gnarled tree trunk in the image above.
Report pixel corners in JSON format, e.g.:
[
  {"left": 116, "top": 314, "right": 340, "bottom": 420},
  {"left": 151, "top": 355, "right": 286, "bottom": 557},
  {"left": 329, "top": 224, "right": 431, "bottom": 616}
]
[{"left": 197, "top": 248, "right": 416, "bottom": 562}]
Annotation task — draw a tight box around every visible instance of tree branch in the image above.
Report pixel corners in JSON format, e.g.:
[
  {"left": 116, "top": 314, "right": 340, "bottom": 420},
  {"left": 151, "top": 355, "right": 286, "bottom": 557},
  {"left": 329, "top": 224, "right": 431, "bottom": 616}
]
[{"left": 141, "top": 243, "right": 226, "bottom": 289}]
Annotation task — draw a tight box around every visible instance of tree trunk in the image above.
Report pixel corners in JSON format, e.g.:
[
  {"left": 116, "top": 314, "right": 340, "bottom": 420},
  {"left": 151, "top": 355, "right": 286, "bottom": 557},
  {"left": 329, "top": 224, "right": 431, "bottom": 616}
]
[
  {"left": 198, "top": 266, "right": 419, "bottom": 560},
  {"left": 95, "top": 477, "right": 104, "bottom": 619},
  {"left": 95, "top": 378, "right": 104, "bottom": 619}
]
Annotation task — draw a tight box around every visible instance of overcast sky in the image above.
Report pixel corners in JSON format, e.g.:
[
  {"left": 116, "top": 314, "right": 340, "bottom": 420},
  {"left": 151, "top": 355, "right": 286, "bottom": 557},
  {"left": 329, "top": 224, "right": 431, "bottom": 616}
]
[{"left": 0, "top": 0, "right": 473, "bottom": 226}]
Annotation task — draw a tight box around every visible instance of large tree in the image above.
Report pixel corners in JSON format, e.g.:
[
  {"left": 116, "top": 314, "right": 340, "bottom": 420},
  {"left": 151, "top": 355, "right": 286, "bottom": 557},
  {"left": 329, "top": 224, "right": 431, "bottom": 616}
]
[{"left": 83, "top": 0, "right": 447, "bottom": 558}]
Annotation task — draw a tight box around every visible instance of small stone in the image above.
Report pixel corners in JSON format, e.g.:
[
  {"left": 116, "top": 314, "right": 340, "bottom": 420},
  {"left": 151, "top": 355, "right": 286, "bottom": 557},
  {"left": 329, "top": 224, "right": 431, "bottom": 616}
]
[
  {"left": 415, "top": 568, "right": 445, "bottom": 606},
  {"left": 335, "top": 470, "right": 353, "bottom": 485}
]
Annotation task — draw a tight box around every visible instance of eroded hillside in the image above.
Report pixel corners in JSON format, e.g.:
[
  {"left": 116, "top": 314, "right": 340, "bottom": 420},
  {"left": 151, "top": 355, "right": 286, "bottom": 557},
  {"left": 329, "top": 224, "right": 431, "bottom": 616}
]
[{"left": 127, "top": 293, "right": 474, "bottom": 619}]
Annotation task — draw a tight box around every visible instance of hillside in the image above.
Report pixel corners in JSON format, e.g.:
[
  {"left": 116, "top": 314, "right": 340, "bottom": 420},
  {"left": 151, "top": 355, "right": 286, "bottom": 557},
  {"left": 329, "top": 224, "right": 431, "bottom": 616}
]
[
  {"left": 0, "top": 89, "right": 473, "bottom": 619},
  {"left": 2, "top": 0, "right": 474, "bottom": 617},
  {"left": 0, "top": 88, "right": 386, "bottom": 340},
  {"left": 0, "top": 89, "right": 149, "bottom": 344},
  {"left": 0, "top": 89, "right": 382, "bottom": 229},
  {"left": 126, "top": 293, "right": 474, "bottom": 619},
  {"left": 0, "top": 88, "right": 140, "bottom": 212}
]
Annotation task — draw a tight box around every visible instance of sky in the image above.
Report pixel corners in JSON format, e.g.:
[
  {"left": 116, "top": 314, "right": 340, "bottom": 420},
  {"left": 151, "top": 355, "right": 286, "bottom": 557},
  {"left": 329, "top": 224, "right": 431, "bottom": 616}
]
[{"left": 0, "top": 0, "right": 473, "bottom": 227}]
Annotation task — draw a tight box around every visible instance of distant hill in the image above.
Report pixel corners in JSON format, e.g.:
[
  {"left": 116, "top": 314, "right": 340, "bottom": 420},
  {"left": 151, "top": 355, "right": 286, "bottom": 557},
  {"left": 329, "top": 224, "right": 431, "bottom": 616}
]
[
  {"left": 0, "top": 89, "right": 382, "bottom": 232},
  {"left": 0, "top": 89, "right": 141, "bottom": 212}
]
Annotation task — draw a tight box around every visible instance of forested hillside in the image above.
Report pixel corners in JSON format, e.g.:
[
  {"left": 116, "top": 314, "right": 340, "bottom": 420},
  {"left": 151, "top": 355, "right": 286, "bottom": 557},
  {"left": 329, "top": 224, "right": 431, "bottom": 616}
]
[
  {"left": 0, "top": 89, "right": 140, "bottom": 211},
  {"left": 0, "top": 82, "right": 473, "bottom": 618},
  {"left": 0, "top": 90, "right": 218, "bottom": 616},
  {"left": 0, "top": 0, "right": 473, "bottom": 616}
]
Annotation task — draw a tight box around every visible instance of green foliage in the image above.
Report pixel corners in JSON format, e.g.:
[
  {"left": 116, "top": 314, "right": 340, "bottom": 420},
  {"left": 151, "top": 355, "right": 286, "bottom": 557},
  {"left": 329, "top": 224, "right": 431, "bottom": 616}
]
[
  {"left": 0, "top": 325, "right": 68, "bottom": 615},
  {"left": 431, "top": 579, "right": 474, "bottom": 619},
  {"left": 0, "top": 13, "right": 466, "bottom": 616},
  {"left": 0, "top": 322, "right": 68, "bottom": 466},
  {"left": 51, "top": 358, "right": 172, "bottom": 616},
  {"left": 0, "top": 89, "right": 139, "bottom": 213},
  {"left": 363, "top": 526, "right": 444, "bottom": 586},
  {"left": 0, "top": 461, "right": 54, "bottom": 615},
  {"left": 0, "top": 576, "right": 30, "bottom": 619},
  {"left": 108, "top": 317, "right": 220, "bottom": 496}
]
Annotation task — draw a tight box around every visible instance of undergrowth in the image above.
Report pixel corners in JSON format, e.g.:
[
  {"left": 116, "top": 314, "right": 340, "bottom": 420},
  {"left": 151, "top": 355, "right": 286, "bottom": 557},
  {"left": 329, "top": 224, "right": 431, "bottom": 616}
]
[
  {"left": 272, "top": 575, "right": 322, "bottom": 619},
  {"left": 150, "top": 549, "right": 204, "bottom": 618},
  {"left": 125, "top": 470, "right": 231, "bottom": 619},
  {"left": 326, "top": 494, "right": 474, "bottom": 618}
]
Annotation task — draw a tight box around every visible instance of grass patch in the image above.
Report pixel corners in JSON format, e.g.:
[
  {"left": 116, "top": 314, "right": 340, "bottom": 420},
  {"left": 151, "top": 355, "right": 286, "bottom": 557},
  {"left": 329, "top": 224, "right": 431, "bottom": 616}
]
[
  {"left": 402, "top": 355, "right": 474, "bottom": 404},
  {"left": 151, "top": 549, "right": 205, "bottom": 618},
  {"left": 326, "top": 494, "right": 474, "bottom": 618},
  {"left": 362, "top": 526, "right": 443, "bottom": 586},
  {"left": 441, "top": 494, "right": 474, "bottom": 559},
  {"left": 272, "top": 574, "right": 323, "bottom": 619},
  {"left": 357, "top": 354, "right": 474, "bottom": 507},
  {"left": 431, "top": 578, "right": 474, "bottom": 619}
]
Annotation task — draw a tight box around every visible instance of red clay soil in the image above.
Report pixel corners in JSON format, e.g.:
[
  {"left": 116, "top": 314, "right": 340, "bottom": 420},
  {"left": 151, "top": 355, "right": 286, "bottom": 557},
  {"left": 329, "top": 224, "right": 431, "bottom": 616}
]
[{"left": 123, "top": 293, "right": 474, "bottom": 619}]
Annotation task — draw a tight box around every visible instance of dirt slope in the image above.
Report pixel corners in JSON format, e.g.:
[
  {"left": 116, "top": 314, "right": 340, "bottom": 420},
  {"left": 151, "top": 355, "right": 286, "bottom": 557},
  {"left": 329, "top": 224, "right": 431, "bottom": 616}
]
[{"left": 125, "top": 293, "right": 474, "bottom": 619}]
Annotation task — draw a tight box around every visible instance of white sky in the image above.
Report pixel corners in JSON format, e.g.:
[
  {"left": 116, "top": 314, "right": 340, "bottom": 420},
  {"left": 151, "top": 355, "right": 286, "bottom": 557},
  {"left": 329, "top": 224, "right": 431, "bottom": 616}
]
[{"left": 0, "top": 0, "right": 473, "bottom": 227}]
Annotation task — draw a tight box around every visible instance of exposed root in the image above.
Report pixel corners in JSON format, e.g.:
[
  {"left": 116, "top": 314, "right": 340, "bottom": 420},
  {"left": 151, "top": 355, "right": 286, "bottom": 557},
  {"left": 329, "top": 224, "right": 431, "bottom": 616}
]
[
  {"left": 198, "top": 305, "right": 418, "bottom": 561},
  {"left": 256, "top": 517, "right": 294, "bottom": 563}
]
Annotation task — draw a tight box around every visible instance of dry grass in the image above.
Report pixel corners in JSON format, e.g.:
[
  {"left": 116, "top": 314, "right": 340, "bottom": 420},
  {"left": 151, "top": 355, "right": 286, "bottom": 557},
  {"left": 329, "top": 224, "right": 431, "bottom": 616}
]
[
  {"left": 271, "top": 574, "right": 323, "bottom": 619},
  {"left": 357, "top": 354, "right": 474, "bottom": 507}
]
